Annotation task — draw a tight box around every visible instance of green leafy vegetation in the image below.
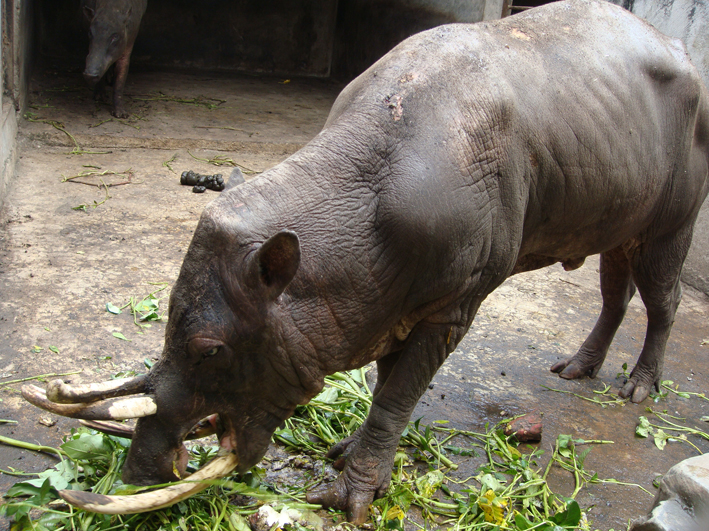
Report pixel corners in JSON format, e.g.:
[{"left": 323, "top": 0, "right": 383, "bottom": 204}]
[
  {"left": 2, "top": 369, "right": 645, "bottom": 530},
  {"left": 106, "top": 283, "right": 169, "bottom": 332}
]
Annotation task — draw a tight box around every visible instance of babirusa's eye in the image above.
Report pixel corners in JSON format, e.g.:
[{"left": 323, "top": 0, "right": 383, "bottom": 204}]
[{"left": 187, "top": 337, "right": 224, "bottom": 359}]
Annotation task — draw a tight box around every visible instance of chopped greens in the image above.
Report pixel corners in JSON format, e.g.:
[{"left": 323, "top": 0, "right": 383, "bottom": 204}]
[{"left": 2, "top": 369, "right": 648, "bottom": 530}]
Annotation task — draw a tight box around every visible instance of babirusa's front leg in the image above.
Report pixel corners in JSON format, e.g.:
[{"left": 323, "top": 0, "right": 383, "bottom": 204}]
[{"left": 307, "top": 323, "right": 456, "bottom": 524}]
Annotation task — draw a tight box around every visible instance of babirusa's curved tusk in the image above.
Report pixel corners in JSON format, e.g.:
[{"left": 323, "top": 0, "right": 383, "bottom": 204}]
[
  {"left": 47, "top": 375, "right": 149, "bottom": 404},
  {"left": 79, "top": 417, "right": 218, "bottom": 441},
  {"left": 22, "top": 385, "right": 157, "bottom": 420},
  {"left": 59, "top": 453, "right": 239, "bottom": 514}
]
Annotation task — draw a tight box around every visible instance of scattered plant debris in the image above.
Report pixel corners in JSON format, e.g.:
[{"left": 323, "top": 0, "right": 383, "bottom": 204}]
[
  {"left": 106, "top": 283, "right": 169, "bottom": 330},
  {"left": 62, "top": 169, "right": 134, "bottom": 211},
  {"left": 89, "top": 114, "right": 146, "bottom": 130},
  {"left": 194, "top": 125, "right": 259, "bottom": 137},
  {"left": 636, "top": 408, "right": 709, "bottom": 453},
  {"left": 132, "top": 92, "right": 226, "bottom": 110},
  {"left": 61, "top": 168, "right": 134, "bottom": 187},
  {"left": 24, "top": 112, "right": 110, "bottom": 156},
  {"left": 541, "top": 383, "right": 628, "bottom": 408},
  {"left": 71, "top": 180, "right": 111, "bottom": 211},
  {"left": 660, "top": 379, "right": 709, "bottom": 402},
  {"left": 162, "top": 153, "right": 178, "bottom": 173},
  {"left": 0, "top": 371, "right": 81, "bottom": 389},
  {"left": 187, "top": 150, "right": 259, "bottom": 174}
]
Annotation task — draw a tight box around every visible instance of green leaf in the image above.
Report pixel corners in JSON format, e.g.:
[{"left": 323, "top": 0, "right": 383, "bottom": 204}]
[
  {"left": 48, "top": 346, "right": 59, "bottom": 354},
  {"left": 555, "top": 500, "right": 581, "bottom": 526},
  {"left": 139, "top": 311, "right": 160, "bottom": 322},
  {"left": 61, "top": 433, "right": 113, "bottom": 461},
  {"left": 415, "top": 469, "right": 444, "bottom": 498},
  {"left": 557, "top": 434, "right": 572, "bottom": 448},
  {"left": 6, "top": 481, "right": 45, "bottom": 498},
  {"left": 106, "top": 302, "right": 122, "bottom": 315},
  {"left": 514, "top": 513, "right": 533, "bottom": 530},
  {"left": 37, "top": 478, "right": 54, "bottom": 505},
  {"left": 112, "top": 332, "right": 131, "bottom": 341},
  {"left": 478, "top": 473, "right": 504, "bottom": 494},
  {"left": 636, "top": 416, "right": 651, "bottom": 438},
  {"left": 653, "top": 429, "right": 670, "bottom": 450},
  {"left": 227, "top": 512, "right": 252, "bottom": 531},
  {"left": 312, "top": 386, "right": 339, "bottom": 404}
]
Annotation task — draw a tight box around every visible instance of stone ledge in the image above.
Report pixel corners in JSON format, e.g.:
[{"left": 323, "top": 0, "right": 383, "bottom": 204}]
[{"left": 0, "top": 102, "right": 19, "bottom": 211}]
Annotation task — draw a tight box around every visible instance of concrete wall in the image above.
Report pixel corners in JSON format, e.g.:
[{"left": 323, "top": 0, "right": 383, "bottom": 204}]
[
  {"left": 611, "top": 0, "right": 709, "bottom": 293},
  {"left": 36, "top": 0, "right": 501, "bottom": 81},
  {"left": 0, "top": 0, "right": 33, "bottom": 212}
]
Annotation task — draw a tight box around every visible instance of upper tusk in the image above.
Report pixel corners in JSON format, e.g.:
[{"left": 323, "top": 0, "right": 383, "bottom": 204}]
[
  {"left": 22, "top": 385, "right": 157, "bottom": 420},
  {"left": 47, "top": 375, "right": 149, "bottom": 404},
  {"left": 59, "top": 452, "right": 239, "bottom": 514}
]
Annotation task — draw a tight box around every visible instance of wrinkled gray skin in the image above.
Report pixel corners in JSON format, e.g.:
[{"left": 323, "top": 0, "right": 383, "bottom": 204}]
[
  {"left": 82, "top": 0, "right": 147, "bottom": 118},
  {"left": 123, "top": 0, "right": 709, "bottom": 523}
]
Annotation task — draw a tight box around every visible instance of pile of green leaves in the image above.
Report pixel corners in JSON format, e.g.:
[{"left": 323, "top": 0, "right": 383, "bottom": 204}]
[
  {"left": 274, "top": 369, "right": 370, "bottom": 455},
  {"left": 2, "top": 369, "right": 634, "bottom": 531},
  {"left": 1, "top": 430, "right": 317, "bottom": 531},
  {"left": 274, "top": 369, "right": 613, "bottom": 530}
]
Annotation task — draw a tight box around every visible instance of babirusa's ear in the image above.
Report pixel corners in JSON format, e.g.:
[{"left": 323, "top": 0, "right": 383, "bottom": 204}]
[
  {"left": 254, "top": 231, "right": 300, "bottom": 300},
  {"left": 223, "top": 168, "right": 245, "bottom": 192}
]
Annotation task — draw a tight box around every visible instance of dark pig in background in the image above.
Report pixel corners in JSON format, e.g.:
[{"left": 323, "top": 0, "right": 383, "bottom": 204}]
[{"left": 82, "top": 0, "right": 147, "bottom": 118}]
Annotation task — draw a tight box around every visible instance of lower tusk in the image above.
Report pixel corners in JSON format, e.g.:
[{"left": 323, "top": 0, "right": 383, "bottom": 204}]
[
  {"left": 80, "top": 417, "right": 218, "bottom": 441},
  {"left": 80, "top": 419, "right": 135, "bottom": 438},
  {"left": 59, "top": 453, "right": 239, "bottom": 514},
  {"left": 47, "top": 375, "right": 148, "bottom": 404},
  {"left": 22, "top": 385, "right": 157, "bottom": 420}
]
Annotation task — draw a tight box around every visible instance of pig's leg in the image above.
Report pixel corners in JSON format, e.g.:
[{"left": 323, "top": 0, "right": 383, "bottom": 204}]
[
  {"left": 551, "top": 246, "right": 635, "bottom": 378},
  {"left": 111, "top": 45, "right": 134, "bottom": 118},
  {"left": 308, "top": 322, "right": 460, "bottom": 523},
  {"left": 619, "top": 228, "right": 692, "bottom": 403},
  {"left": 326, "top": 351, "right": 402, "bottom": 470}
]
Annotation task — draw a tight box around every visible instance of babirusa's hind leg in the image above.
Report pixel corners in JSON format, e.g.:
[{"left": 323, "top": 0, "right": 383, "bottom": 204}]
[
  {"left": 619, "top": 229, "right": 691, "bottom": 403},
  {"left": 551, "top": 246, "right": 635, "bottom": 378}
]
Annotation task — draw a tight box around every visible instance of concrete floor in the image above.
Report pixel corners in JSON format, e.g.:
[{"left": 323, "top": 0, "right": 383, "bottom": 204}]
[{"left": 1, "top": 68, "right": 708, "bottom": 531}]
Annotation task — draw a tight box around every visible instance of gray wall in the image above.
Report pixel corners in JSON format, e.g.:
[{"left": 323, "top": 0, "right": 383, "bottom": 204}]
[
  {"left": 0, "top": 0, "right": 32, "bottom": 212},
  {"left": 36, "top": 0, "right": 499, "bottom": 81}
]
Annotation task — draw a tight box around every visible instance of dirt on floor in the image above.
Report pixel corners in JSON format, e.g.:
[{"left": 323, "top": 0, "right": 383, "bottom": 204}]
[{"left": 1, "top": 67, "right": 708, "bottom": 531}]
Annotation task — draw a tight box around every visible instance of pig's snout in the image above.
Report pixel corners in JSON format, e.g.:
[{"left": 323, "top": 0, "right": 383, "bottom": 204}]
[{"left": 83, "top": 71, "right": 101, "bottom": 88}]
